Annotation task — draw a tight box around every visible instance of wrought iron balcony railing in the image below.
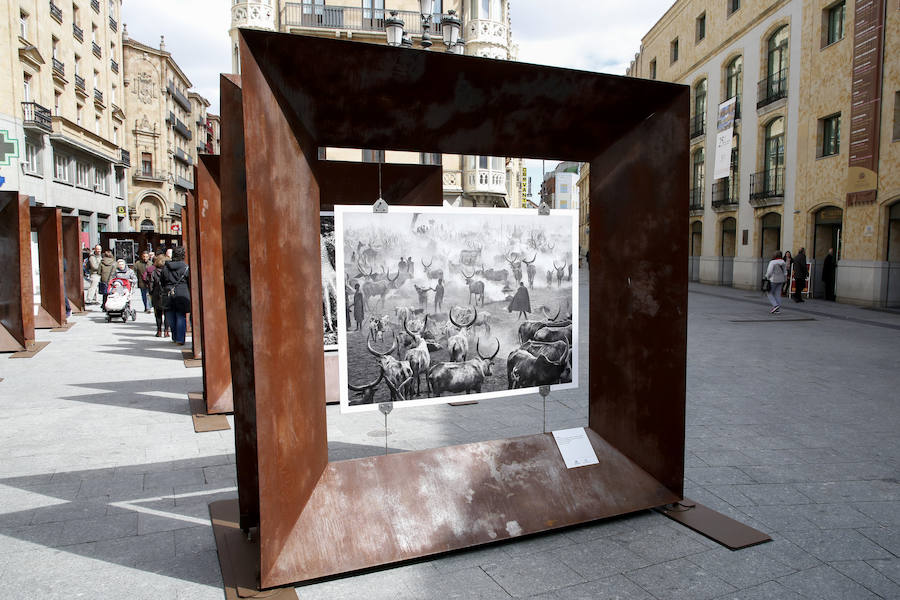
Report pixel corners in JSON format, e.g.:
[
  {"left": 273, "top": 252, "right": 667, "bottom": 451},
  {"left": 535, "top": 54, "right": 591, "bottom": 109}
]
[
  {"left": 91, "top": 0, "right": 100, "bottom": 13},
  {"left": 109, "top": 16, "right": 117, "bottom": 32},
  {"left": 92, "top": 41, "right": 102, "bottom": 58},
  {"left": 94, "top": 89, "right": 104, "bottom": 105},
  {"left": 757, "top": 69, "right": 787, "bottom": 109},
  {"left": 689, "top": 187, "right": 704, "bottom": 212},
  {"left": 690, "top": 113, "right": 706, "bottom": 138},
  {"left": 167, "top": 82, "right": 192, "bottom": 112},
  {"left": 173, "top": 147, "right": 193, "bottom": 165},
  {"left": 749, "top": 168, "right": 785, "bottom": 206},
  {"left": 119, "top": 148, "right": 130, "bottom": 167},
  {"left": 174, "top": 175, "right": 193, "bottom": 190},
  {"left": 134, "top": 170, "right": 166, "bottom": 182},
  {"left": 281, "top": 3, "right": 444, "bottom": 36},
  {"left": 75, "top": 74, "right": 86, "bottom": 92},
  {"left": 110, "top": 59, "right": 118, "bottom": 73},
  {"left": 50, "top": 1, "right": 63, "bottom": 23},
  {"left": 73, "top": 23, "right": 83, "bottom": 42},
  {"left": 52, "top": 58, "right": 65, "bottom": 78},
  {"left": 711, "top": 177, "right": 739, "bottom": 209},
  {"left": 22, "top": 102, "right": 53, "bottom": 133}
]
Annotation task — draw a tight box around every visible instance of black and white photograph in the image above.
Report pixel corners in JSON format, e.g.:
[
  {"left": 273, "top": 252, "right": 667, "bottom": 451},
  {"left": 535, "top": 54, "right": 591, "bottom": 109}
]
[
  {"left": 113, "top": 239, "right": 136, "bottom": 265},
  {"left": 320, "top": 212, "right": 338, "bottom": 351},
  {"left": 335, "top": 205, "right": 579, "bottom": 413}
]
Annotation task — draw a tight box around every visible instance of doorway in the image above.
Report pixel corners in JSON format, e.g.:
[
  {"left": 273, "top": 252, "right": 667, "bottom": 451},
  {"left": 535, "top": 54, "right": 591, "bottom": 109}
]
[
  {"left": 690, "top": 220, "right": 702, "bottom": 282},
  {"left": 759, "top": 212, "right": 781, "bottom": 259},
  {"left": 720, "top": 217, "right": 736, "bottom": 286},
  {"left": 812, "top": 206, "right": 842, "bottom": 299},
  {"left": 886, "top": 202, "right": 900, "bottom": 308}
]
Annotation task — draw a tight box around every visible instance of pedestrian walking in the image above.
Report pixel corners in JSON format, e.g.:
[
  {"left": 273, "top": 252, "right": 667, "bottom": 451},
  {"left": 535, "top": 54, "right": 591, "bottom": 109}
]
[
  {"left": 507, "top": 281, "right": 531, "bottom": 320},
  {"left": 112, "top": 258, "right": 138, "bottom": 287},
  {"left": 149, "top": 253, "right": 170, "bottom": 337},
  {"left": 434, "top": 277, "right": 444, "bottom": 313},
  {"left": 98, "top": 250, "right": 116, "bottom": 311},
  {"left": 161, "top": 247, "right": 190, "bottom": 346},
  {"left": 823, "top": 248, "right": 837, "bottom": 301},
  {"left": 764, "top": 250, "right": 787, "bottom": 314},
  {"left": 85, "top": 245, "right": 102, "bottom": 304},
  {"left": 781, "top": 250, "right": 793, "bottom": 296},
  {"left": 133, "top": 251, "right": 152, "bottom": 312},
  {"left": 792, "top": 247, "right": 808, "bottom": 303},
  {"left": 353, "top": 283, "right": 365, "bottom": 331}
]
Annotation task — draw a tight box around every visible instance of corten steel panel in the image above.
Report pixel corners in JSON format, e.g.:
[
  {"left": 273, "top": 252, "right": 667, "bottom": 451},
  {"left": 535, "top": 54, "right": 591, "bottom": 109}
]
[
  {"left": 236, "top": 30, "right": 689, "bottom": 588},
  {"left": 219, "top": 74, "right": 260, "bottom": 531},
  {"left": 588, "top": 97, "right": 689, "bottom": 497},
  {"left": 196, "top": 155, "right": 234, "bottom": 414},
  {"left": 184, "top": 191, "right": 202, "bottom": 358},
  {"left": 30, "top": 206, "right": 66, "bottom": 329},
  {"left": 61, "top": 216, "right": 85, "bottom": 313},
  {"left": 0, "top": 193, "right": 34, "bottom": 351}
]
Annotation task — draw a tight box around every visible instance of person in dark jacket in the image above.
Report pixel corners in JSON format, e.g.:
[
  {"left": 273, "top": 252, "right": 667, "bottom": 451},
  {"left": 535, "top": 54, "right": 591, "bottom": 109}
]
[
  {"left": 792, "top": 247, "right": 808, "bottom": 303},
  {"left": 133, "top": 251, "right": 152, "bottom": 313},
  {"left": 161, "top": 247, "right": 190, "bottom": 345},
  {"left": 353, "top": 283, "right": 365, "bottom": 331},
  {"left": 98, "top": 250, "right": 116, "bottom": 311},
  {"left": 149, "top": 252, "right": 170, "bottom": 337},
  {"left": 507, "top": 281, "right": 531, "bottom": 320},
  {"left": 823, "top": 248, "right": 837, "bottom": 301}
]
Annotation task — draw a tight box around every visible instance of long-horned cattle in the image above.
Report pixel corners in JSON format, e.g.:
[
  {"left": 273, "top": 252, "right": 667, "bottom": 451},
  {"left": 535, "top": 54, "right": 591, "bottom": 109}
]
[
  {"left": 421, "top": 257, "right": 444, "bottom": 280},
  {"left": 447, "top": 306, "right": 477, "bottom": 362},
  {"left": 427, "top": 338, "right": 500, "bottom": 397},
  {"left": 360, "top": 264, "right": 401, "bottom": 311},
  {"left": 460, "top": 267, "right": 485, "bottom": 306},
  {"left": 403, "top": 316, "right": 433, "bottom": 397},
  {"left": 522, "top": 253, "right": 537, "bottom": 288},
  {"left": 506, "top": 339, "right": 570, "bottom": 389},
  {"left": 365, "top": 337, "right": 413, "bottom": 402}
]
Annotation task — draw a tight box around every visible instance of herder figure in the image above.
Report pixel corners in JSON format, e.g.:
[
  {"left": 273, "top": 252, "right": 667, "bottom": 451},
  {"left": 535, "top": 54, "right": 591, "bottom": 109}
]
[{"left": 507, "top": 281, "right": 531, "bottom": 320}]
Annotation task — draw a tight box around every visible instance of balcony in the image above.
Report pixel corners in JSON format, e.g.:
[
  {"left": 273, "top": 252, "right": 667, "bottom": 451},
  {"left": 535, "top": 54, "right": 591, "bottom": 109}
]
[
  {"left": 93, "top": 88, "right": 104, "bottom": 106},
  {"left": 690, "top": 113, "right": 706, "bottom": 139},
  {"left": 172, "top": 117, "right": 192, "bottom": 141},
  {"left": 52, "top": 58, "right": 66, "bottom": 78},
  {"left": 134, "top": 170, "right": 166, "bottom": 183},
  {"left": 109, "top": 16, "right": 117, "bottom": 32},
  {"left": 110, "top": 59, "right": 118, "bottom": 74},
  {"left": 749, "top": 168, "right": 785, "bottom": 207},
  {"left": 711, "top": 178, "right": 739, "bottom": 211},
  {"left": 757, "top": 69, "right": 787, "bottom": 109},
  {"left": 75, "top": 74, "right": 86, "bottom": 94},
  {"left": 174, "top": 175, "right": 193, "bottom": 191},
  {"left": 119, "top": 148, "right": 130, "bottom": 167},
  {"left": 689, "top": 187, "right": 704, "bottom": 214},
  {"left": 92, "top": 42, "right": 102, "bottom": 58},
  {"left": 91, "top": 0, "right": 100, "bottom": 13},
  {"left": 281, "top": 4, "right": 444, "bottom": 36},
  {"left": 173, "top": 147, "right": 193, "bottom": 166},
  {"left": 73, "top": 23, "right": 83, "bottom": 42},
  {"left": 166, "top": 82, "right": 192, "bottom": 112},
  {"left": 22, "top": 102, "right": 52, "bottom": 133},
  {"left": 50, "top": 1, "right": 63, "bottom": 23}
]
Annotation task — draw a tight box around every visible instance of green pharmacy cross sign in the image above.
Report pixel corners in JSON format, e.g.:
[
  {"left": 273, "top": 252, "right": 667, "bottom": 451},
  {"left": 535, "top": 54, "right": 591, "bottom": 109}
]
[{"left": 0, "top": 130, "right": 19, "bottom": 166}]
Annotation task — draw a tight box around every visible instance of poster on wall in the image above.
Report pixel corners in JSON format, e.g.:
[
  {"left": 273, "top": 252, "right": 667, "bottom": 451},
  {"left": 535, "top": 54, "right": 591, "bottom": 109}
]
[
  {"left": 335, "top": 205, "right": 579, "bottom": 413},
  {"left": 113, "top": 239, "right": 136, "bottom": 265},
  {"left": 320, "top": 212, "right": 338, "bottom": 351},
  {"left": 713, "top": 97, "right": 736, "bottom": 180}
]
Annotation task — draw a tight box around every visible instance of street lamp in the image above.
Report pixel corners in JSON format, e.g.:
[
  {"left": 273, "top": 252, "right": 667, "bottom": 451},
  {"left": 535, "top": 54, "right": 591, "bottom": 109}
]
[
  {"left": 419, "top": 0, "right": 434, "bottom": 49},
  {"left": 447, "top": 37, "right": 465, "bottom": 55},
  {"left": 441, "top": 10, "right": 461, "bottom": 48},
  {"left": 385, "top": 11, "right": 404, "bottom": 47}
]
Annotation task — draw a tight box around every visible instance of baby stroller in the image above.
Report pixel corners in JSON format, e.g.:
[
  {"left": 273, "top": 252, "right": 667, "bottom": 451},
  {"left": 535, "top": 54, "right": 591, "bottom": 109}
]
[{"left": 105, "top": 276, "right": 137, "bottom": 323}]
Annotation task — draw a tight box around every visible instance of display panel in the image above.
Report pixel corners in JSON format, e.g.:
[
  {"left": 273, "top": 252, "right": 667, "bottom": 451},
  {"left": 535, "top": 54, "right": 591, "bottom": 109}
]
[
  {"left": 320, "top": 212, "right": 338, "bottom": 351},
  {"left": 335, "top": 205, "right": 578, "bottom": 412}
]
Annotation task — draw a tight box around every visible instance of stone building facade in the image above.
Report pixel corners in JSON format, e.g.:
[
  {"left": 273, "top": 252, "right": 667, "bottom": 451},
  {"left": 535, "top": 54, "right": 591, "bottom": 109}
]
[
  {"left": 122, "top": 35, "right": 211, "bottom": 235},
  {"left": 228, "top": 0, "right": 523, "bottom": 207},
  {"left": 627, "top": 0, "right": 899, "bottom": 307},
  {"left": 0, "top": 0, "right": 129, "bottom": 247}
]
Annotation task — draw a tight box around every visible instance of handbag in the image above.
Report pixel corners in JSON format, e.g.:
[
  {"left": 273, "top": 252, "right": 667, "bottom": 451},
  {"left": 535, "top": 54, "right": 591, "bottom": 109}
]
[
  {"left": 166, "top": 267, "right": 188, "bottom": 298},
  {"left": 761, "top": 278, "right": 771, "bottom": 292}
]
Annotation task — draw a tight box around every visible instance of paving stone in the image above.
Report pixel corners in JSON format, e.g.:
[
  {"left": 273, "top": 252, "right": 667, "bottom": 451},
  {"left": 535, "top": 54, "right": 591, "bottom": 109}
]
[
  {"left": 625, "top": 557, "right": 736, "bottom": 600},
  {"left": 830, "top": 560, "right": 900, "bottom": 599},
  {"left": 174, "top": 525, "right": 217, "bottom": 556},
  {"left": 481, "top": 554, "right": 585, "bottom": 597},
  {"left": 685, "top": 466, "right": 756, "bottom": 485},
  {"left": 29, "top": 500, "right": 109, "bottom": 524},
  {"left": 856, "top": 526, "right": 900, "bottom": 557},
  {"left": 528, "top": 574, "right": 653, "bottom": 599},
  {"left": 550, "top": 536, "right": 652, "bottom": 580},
  {"left": 613, "top": 524, "right": 712, "bottom": 563},
  {"left": 777, "top": 564, "right": 880, "bottom": 600},
  {"left": 58, "top": 512, "right": 138, "bottom": 546},
  {"left": 854, "top": 501, "right": 900, "bottom": 526},
  {"left": 867, "top": 558, "right": 900, "bottom": 586},
  {"left": 711, "top": 580, "right": 804, "bottom": 599},
  {"left": 781, "top": 528, "right": 893, "bottom": 562},
  {"left": 687, "top": 546, "right": 796, "bottom": 589},
  {"left": 408, "top": 566, "right": 511, "bottom": 599},
  {"left": 66, "top": 530, "right": 176, "bottom": 568}
]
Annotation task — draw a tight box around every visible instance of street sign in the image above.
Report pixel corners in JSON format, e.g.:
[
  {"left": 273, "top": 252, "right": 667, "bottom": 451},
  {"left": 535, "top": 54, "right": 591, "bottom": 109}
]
[
  {"left": 170, "top": 222, "right": 182, "bottom": 234},
  {"left": 116, "top": 206, "right": 127, "bottom": 217}
]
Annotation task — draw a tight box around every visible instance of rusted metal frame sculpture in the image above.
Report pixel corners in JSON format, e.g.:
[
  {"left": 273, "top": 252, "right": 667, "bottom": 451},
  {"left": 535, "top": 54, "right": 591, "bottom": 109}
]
[
  {"left": 184, "top": 190, "right": 202, "bottom": 358},
  {"left": 30, "top": 206, "right": 66, "bottom": 329},
  {"left": 0, "top": 192, "right": 35, "bottom": 351},
  {"left": 223, "top": 29, "right": 711, "bottom": 588},
  {"left": 193, "top": 156, "right": 234, "bottom": 414},
  {"left": 61, "top": 216, "right": 85, "bottom": 313}
]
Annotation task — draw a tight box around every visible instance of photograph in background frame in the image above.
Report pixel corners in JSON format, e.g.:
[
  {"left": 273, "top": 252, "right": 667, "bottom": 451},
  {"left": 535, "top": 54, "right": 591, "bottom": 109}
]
[
  {"left": 335, "top": 205, "right": 579, "bottom": 413},
  {"left": 320, "top": 212, "right": 338, "bottom": 351}
]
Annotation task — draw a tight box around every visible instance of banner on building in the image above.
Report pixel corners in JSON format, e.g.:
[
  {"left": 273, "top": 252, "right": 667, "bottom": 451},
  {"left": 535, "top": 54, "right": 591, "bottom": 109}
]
[
  {"left": 713, "top": 97, "right": 736, "bottom": 180},
  {"left": 521, "top": 167, "right": 527, "bottom": 208}
]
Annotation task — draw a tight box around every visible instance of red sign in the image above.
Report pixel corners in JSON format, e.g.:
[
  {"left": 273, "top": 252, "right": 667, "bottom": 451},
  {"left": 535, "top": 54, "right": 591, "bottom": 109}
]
[
  {"left": 170, "top": 223, "right": 182, "bottom": 234},
  {"left": 80, "top": 232, "right": 91, "bottom": 250}
]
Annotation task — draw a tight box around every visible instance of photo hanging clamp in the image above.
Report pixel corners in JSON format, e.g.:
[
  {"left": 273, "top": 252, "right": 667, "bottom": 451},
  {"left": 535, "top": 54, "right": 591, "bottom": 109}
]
[
  {"left": 373, "top": 162, "right": 388, "bottom": 213},
  {"left": 538, "top": 201, "right": 551, "bottom": 216}
]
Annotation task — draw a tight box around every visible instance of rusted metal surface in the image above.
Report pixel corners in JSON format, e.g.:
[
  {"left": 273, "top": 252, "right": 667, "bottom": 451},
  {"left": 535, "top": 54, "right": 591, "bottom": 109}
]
[
  {"left": 269, "top": 431, "right": 678, "bottom": 585},
  {"left": 0, "top": 193, "right": 34, "bottom": 351},
  {"left": 183, "top": 191, "right": 202, "bottom": 359},
  {"left": 229, "top": 30, "right": 689, "bottom": 588},
  {"left": 30, "top": 206, "right": 66, "bottom": 329},
  {"left": 61, "top": 216, "right": 84, "bottom": 313},
  {"left": 658, "top": 499, "right": 771, "bottom": 550},
  {"left": 588, "top": 97, "right": 689, "bottom": 497},
  {"left": 196, "top": 155, "right": 234, "bottom": 414}
]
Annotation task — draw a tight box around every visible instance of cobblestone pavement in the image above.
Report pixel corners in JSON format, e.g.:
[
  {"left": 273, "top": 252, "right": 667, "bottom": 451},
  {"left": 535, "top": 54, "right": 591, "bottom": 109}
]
[{"left": 1, "top": 272, "right": 898, "bottom": 599}]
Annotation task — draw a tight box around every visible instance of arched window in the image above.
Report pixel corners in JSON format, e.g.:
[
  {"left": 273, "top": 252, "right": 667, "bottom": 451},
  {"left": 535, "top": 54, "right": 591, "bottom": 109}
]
[
  {"left": 140, "top": 219, "right": 155, "bottom": 232},
  {"left": 729, "top": 133, "right": 740, "bottom": 202},
  {"left": 764, "top": 117, "right": 784, "bottom": 181},
  {"left": 725, "top": 56, "right": 742, "bottom": 102},
  {"left": 760, "top": 212, "right": 781, "bottom": 258},
  {"left": 690, "top": 148, "right": 705, "bottom": 209},
  {"left": 767, "top": 26, "right": 789, "bottom": 77},
  {"left": 721, "top": 217, "right": 736, "bottom": 257},
  {"left": 693, "top": 79, "right": 707, "bottom": 134},
  {"left": 690, "top": 221, "right": 702, "bottom": 256}
]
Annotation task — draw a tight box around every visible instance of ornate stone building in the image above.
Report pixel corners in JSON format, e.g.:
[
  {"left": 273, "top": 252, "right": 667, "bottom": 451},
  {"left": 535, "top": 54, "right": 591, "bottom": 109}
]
[
  {"left": 122, "top": 34, "right": 211, "bottom": 234},
  {"left": 228, "top": 0, "right": 522, "bottom": 207},
  {"left": 627, "top": 0, "right": 898, "bottom": 306}
]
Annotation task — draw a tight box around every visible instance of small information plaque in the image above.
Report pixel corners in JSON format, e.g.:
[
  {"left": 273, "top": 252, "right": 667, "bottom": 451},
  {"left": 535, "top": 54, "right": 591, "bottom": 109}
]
[{"left": 552, "top": 427, "right": 599, "bottom": 469}]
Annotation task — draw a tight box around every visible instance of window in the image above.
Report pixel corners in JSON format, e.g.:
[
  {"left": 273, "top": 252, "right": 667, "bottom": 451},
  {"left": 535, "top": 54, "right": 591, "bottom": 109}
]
[
  {"left": 76, "top": 104, "right": 83, "bottom": 126},
  {"left": 95, "top": 166, "right": 107, "bottom": 193},
  {"left": 727, "top": 0, "right": 740, "bottom": 15},
  {"left": 54, "top": 92, "right": 61, "bottom": 116},
  {"left": 692, "top": 148, "right": 705, "bottom": 191},
  {"left": 141, "top": 152, "right": 152, "bottom": 175},
  {"left": 764, "top": 117, "right": 785, "bottom": 175},
  {"left": 560, "top": 184, "right": 569, "bottom": 194},
  {"left": 824, "top": 1, "right": 845, "bottom": 46},
  {"left": 23, "top": 74, "right": 32, "bottom": 102},
  {"left": 24, "top": 138, "right": 41, "bottom": 175},
  {"left": 19, "top": 10, "right": 29, "bottom": 40},
  {"left": 491, "top": 156, "right": 503, "bottom": 170},
  {"left": 819, "top": 113, "right": 841, "bottom": 157},
  {"left": 362, "top": 0, "right": 384, "bottom": 21},
  {"left": 696, "top": 13, "right": 706, "bottom": 43},
  {"left": 76, "top": 161, "right": 91, "bottom": 188},
  {"left": 111, "top": 84, "right": 117, "bottom": 105},
  {"left": 478, "top": 155, "right": 488, "bottom": 169},
  {"left": 54, "top": 152, "right": 70, "bottom": 182},
  {"left": 73, "top": 3, "right": 79, "bottom": 26},
  {"left": 694, "top": 79, "right": 707, "bottom": 122},
  {"left": 420, "top": 153, "right": 441, "bottom": 165},
  {"left": 91, "top": 24, "right": 97, "bottom": 43},
  {"left": 93, "top": 70, "right": 99, "bottom": 88},
  {"left": 767, "top": 26, "right": 789, "bottom": 79},
  {"left": 108, "top": 0, "right": 115, "bottom": 17},
  {"left": 894, "top": 91, "right": 900, "bottom": 141},
  {"left": 95, "top": 114, "right": 101, "bottom": 135},
  {"left": 649, "top": 58, "right": 657, "bottom": 80},
  {"left": 74, "top": 55, "right": 81, "bottom": 76},
  {"left": 725, "top": 56, "right": 743, "bottom": 101},
  {"left": 113, "top": 125, "right": 118, "bottom": 145},
  {"left": 670, "top": 38, "right": 679, "bottom": 64},
  {"left": 52, "top": 37, "right": 60, "bottom": 60},
  {"left": 361, "top": 149, "right": 384, "bottom": 163}
]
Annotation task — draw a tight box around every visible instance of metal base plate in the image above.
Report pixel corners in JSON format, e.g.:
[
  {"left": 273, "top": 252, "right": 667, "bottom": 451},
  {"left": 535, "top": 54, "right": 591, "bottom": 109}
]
[
  {"left": 657, "top": 499, "right": 771, "bottom": 550},
  {"left": 9, "top": 341, "right": 49, "bottom": 358},
  {"left": 182, "top": 348, "right": 202, "bottom": 368},
  {"left": 189, "top": 393, "right": 231, "bottom": 432}
]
